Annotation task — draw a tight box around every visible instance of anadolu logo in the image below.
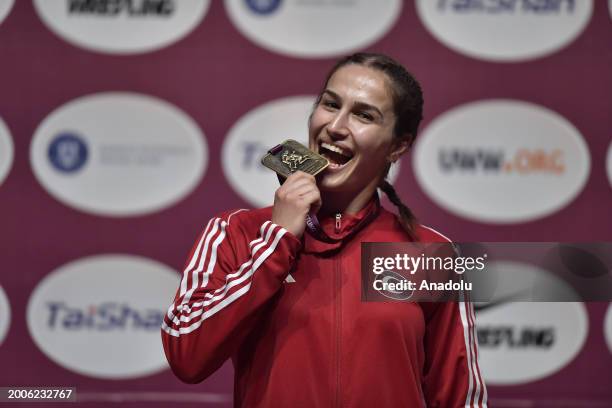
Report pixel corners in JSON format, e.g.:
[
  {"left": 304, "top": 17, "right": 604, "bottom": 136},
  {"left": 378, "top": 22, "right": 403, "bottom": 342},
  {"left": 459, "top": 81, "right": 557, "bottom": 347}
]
[
  {"left": 26, "top": 254, "right": 179, "bottom": 379},
  {"left": 245, "top": 0, "right": 282, "bottom": 15},
  {"left": 48, "top": 133, "right": 88, "bottom": 173},
  {"left": 0, "top": 117, "right": 14, "bottom": 188},
  {"left": 416, "top": 0, "right": 593, "bottom": 62},
  {"left": 31, "top": 92, "right": 207, "bottom": 217},
  {"left": 374, "top": 270, "right": 413, "bottom": 301},
  {"left": 33, "top": 0, "right": 210, "bottom": 55},
  {"left": 413, "top": 100, "right": 590, "bottom": 224},
  {"left": 0, "top": 285, "right": 11, "bottom": 347},
  {"left": 223, "top": 96, "right": 400, "bottom": 207},
  {"left": 605, "top": 303, "right": 612, "bottom": 355},
  {"left": 0, "top": 0, "right": 13, "bottom": 27},
  {"left": 225, "top": 0, "right": 401, "bottom": 58},
  {"left": 475, "top": 261, "right": 588, "bottom": 385}
]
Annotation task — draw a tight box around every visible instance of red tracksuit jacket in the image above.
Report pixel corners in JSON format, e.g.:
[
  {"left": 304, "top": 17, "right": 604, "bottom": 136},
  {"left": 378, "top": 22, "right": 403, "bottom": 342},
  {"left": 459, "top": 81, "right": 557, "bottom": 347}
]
[{"left": 161, "top": 197, "right": 487, "bottom": 407}]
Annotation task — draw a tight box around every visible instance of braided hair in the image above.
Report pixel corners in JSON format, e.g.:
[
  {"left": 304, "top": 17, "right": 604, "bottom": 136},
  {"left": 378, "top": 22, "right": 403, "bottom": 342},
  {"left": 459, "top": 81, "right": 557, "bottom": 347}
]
[{"left": 318, "top": 53, "right": 424, "bottom": 238}]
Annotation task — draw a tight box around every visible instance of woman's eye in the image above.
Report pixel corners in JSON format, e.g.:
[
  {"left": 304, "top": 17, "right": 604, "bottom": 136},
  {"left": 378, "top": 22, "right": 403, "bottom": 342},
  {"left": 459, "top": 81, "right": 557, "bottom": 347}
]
[
  {"left": 322, "top": 100, "right": 339, "bottom": 109},
  {"left": 356, "top": 112, "right": 373, "bottom": 121}
]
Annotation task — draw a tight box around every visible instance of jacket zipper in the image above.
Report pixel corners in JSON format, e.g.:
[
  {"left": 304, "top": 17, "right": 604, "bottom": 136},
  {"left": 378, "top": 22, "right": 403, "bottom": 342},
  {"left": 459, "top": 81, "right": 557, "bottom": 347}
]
[
  {"left": 335, "top": 213, "right": 342, "bottom": 233},
  {"left": 334, "top": 247, "right": 342, "bottom": 407}
]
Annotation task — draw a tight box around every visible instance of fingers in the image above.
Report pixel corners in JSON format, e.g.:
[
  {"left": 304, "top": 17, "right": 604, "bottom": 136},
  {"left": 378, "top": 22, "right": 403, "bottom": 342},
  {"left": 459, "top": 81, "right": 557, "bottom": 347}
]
[
  {"left": 275, "top": 171, "right": 318, "bottom": 200},
  {"left": 285, "top": 171, "right": 316, "bottom": 184},
  {"left": 282, "top": 179, "right": 315, "bottom": 195},
  {"left": 300, "top": 189, "right": 322, "bottom": 211},
  {"left": 283, "top": 171, "right": 316, "bottom": 189},
  {"left": 271, "top": 171, "right": 321, "bottom": 238},
  {"left": 275, "top": 185, "right": 320, "bottom": 207}
]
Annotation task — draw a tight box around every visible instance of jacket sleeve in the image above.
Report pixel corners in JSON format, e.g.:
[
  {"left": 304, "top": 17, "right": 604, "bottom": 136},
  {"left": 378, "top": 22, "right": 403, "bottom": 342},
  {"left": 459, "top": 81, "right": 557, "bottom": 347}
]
[
  {"left": 421, "top": 298, "right": 488, "bottom": 407},
  {"left": 161, "top": 209, "right": 301, "bottom": 383}
]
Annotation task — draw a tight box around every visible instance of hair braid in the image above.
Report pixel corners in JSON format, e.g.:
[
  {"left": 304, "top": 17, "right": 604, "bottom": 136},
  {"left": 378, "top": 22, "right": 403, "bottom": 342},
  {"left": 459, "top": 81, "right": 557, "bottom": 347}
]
[{"left": 379, "top": 179, "right": 417, "bottom": 239}]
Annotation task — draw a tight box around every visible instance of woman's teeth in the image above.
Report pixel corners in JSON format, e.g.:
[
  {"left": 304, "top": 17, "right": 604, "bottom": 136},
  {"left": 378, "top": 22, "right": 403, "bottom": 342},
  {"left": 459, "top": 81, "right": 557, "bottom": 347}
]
[
  {"left": 319, "top": 142, "right": 353, "bottom": 169},
  {"left": 321, "top": 142, "right": 351, "bottom": 158}
]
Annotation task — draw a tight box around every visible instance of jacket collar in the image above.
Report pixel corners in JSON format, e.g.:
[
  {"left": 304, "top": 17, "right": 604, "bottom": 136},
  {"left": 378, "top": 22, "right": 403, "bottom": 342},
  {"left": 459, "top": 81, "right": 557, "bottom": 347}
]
[{"left": 303, "top": 194, "right": 380, "bottom": 255}]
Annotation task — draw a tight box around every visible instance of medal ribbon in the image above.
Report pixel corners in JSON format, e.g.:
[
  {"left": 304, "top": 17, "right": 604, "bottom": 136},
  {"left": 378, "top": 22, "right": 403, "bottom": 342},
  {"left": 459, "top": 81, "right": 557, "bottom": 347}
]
[{"left": 305, "top": 196, "right": 381, "bottom": 243}]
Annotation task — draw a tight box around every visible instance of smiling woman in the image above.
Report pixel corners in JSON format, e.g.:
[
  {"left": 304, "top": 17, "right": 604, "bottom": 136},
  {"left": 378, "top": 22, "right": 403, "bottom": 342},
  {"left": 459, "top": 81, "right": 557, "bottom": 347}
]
[
  {"left": 162, "top": 53, "right": 487, "bottom": 407},
  {"left": 308, "top": 54, "right": 422, "bottom": 236},
  {"left": 311, "top": 64, "right": 398, "bottom": 203}
]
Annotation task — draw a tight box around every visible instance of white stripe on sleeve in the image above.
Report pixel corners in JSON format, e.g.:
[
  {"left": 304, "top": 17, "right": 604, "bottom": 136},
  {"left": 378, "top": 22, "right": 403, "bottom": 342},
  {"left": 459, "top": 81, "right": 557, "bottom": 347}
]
[
  {"left": 163, "top": 223, "right": 287, "bottom": 337},
  {"left": 459, "top": 300, "right": 476, "bottom": 407}
]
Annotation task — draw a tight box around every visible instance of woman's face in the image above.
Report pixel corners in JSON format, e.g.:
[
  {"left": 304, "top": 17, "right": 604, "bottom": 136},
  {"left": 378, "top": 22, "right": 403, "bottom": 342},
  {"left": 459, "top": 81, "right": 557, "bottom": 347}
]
[{"left": 309, "top": 64, "right": 400, "bottom": 195}]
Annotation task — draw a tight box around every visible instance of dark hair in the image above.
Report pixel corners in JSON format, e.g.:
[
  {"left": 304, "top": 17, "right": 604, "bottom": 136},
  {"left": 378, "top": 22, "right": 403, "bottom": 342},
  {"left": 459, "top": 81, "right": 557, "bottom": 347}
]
[{"left": 317, "top": 52, "right": 423, "bottom": 238}]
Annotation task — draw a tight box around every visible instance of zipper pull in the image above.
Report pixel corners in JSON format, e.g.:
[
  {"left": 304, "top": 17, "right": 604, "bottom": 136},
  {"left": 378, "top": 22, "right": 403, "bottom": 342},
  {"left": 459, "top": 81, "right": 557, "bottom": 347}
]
[{"left": 335, "top": 213, "right": 342, "bottom": 233}]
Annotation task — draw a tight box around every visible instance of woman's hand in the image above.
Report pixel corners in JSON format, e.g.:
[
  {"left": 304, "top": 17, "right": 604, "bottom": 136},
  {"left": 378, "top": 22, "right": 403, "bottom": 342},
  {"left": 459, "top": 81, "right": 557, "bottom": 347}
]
[{"left": 271, "top": 171, "right": 322, "bottom": 239}]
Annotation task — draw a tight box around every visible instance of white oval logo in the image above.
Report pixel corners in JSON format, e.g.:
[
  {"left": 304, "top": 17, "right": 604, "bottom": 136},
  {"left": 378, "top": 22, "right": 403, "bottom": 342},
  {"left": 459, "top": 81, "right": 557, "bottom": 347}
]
[
  {"left": 413, "top": 100, "right": 590, "bottom": 224},
  {"left": 223, "top": 96, "right": 314, "bottom": 207},
  {"left": 225, "top": 0, "right": 401, "bottom": 58},
  {"left": 223, "top": 95, "right": 400, "bottom": 207},
  {"left": 0, "top": 0, "right": 14, "bottom": 27},
  {"left": 416, "top": 0, "right": 592, "bottom": 62},
  {"left": 476, "top": 261, "right": 588, "bottom": 385},
  {"left": 34, "top": 0, "right": 210, "bottom": 55},
  {"left": 605, "top": 303, "right": 612, "bottom": 355},
  {"left": 0, "top": 117, "right": 14, "bottom": 188},
  {"left": 27, "top": 254, "right": 179, "bottom": 379},
  {"left": 31, "top": 92, "right": 207, "bottom": 217},
  {"left": 607, "top": 140, "right": 612, "bottom": 190},
  {"left": 0, "top": 285, "right": 11, "bottom": 347}
]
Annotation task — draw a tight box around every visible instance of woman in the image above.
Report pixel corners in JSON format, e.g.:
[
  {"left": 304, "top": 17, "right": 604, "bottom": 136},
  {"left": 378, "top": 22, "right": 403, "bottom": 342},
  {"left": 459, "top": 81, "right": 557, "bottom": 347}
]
[{"left": 161, "top": 53, "right": 487, "bottom": 407}]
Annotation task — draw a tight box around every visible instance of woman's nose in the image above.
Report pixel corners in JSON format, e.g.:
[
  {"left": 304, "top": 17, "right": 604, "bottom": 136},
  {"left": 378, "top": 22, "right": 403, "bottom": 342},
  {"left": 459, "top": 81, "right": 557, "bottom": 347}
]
[{"left": 327, "top": 111, "right": 350, "bottom": 140}]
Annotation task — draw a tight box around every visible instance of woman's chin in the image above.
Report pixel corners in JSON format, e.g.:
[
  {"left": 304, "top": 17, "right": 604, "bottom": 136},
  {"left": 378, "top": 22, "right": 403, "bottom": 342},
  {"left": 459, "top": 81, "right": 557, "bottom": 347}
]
[
  {"left": 318, "top": 176, "right": 343, "bottom": 192},
  {"left": 318, "top": 173, "right": 353, "bottom": 193}
]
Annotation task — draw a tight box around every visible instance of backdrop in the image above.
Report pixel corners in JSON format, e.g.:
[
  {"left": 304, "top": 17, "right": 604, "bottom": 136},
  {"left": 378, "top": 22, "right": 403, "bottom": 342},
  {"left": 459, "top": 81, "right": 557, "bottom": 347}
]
[{"left": 0, "top": 1, "right": 611, "bottom": 406}]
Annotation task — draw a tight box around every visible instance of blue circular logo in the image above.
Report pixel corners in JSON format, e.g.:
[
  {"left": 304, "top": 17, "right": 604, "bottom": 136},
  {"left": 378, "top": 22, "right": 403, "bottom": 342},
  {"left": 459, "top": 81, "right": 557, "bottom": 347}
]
[
  {"left": 48, "top": 133, "right": 88, "bottom": 173},
  {"left": 245, "top": 0, "right": 282, "bottom": 15}
]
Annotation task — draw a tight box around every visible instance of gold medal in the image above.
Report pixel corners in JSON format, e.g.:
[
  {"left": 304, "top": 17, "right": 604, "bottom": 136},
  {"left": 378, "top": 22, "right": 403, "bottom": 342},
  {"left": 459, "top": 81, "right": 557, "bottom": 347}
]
[{"left": 261, "top": 139, "right": 329, "bottom": 178}]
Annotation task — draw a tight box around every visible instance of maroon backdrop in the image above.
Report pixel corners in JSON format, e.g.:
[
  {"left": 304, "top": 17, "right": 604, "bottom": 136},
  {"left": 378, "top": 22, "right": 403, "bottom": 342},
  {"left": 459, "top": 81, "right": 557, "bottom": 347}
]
[{"left": 0, "top": 1, "right": 610, "bottom": 406}]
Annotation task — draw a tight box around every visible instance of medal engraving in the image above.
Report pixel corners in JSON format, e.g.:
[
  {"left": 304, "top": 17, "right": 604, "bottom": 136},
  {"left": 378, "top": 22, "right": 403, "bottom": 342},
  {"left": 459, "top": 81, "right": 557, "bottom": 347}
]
[
  {"left": 281, "top": 150, "right": 311, "bottom": 171},
  {"left": 261, "top": 139, "right": 329, "bottom": 178}
]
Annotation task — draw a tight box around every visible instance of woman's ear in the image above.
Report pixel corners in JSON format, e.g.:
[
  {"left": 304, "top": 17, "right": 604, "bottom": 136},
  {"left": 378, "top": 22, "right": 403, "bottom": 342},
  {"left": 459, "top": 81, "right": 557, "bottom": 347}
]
[{"left": 388, "top": 137, "right": 411, "bottom": 163}]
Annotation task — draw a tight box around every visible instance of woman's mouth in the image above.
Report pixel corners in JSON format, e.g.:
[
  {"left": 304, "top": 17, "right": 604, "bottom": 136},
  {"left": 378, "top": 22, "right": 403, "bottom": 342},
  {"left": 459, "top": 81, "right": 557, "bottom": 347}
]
[{"left": 318, "top": 142, "right": 353, "bottom": 170}]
